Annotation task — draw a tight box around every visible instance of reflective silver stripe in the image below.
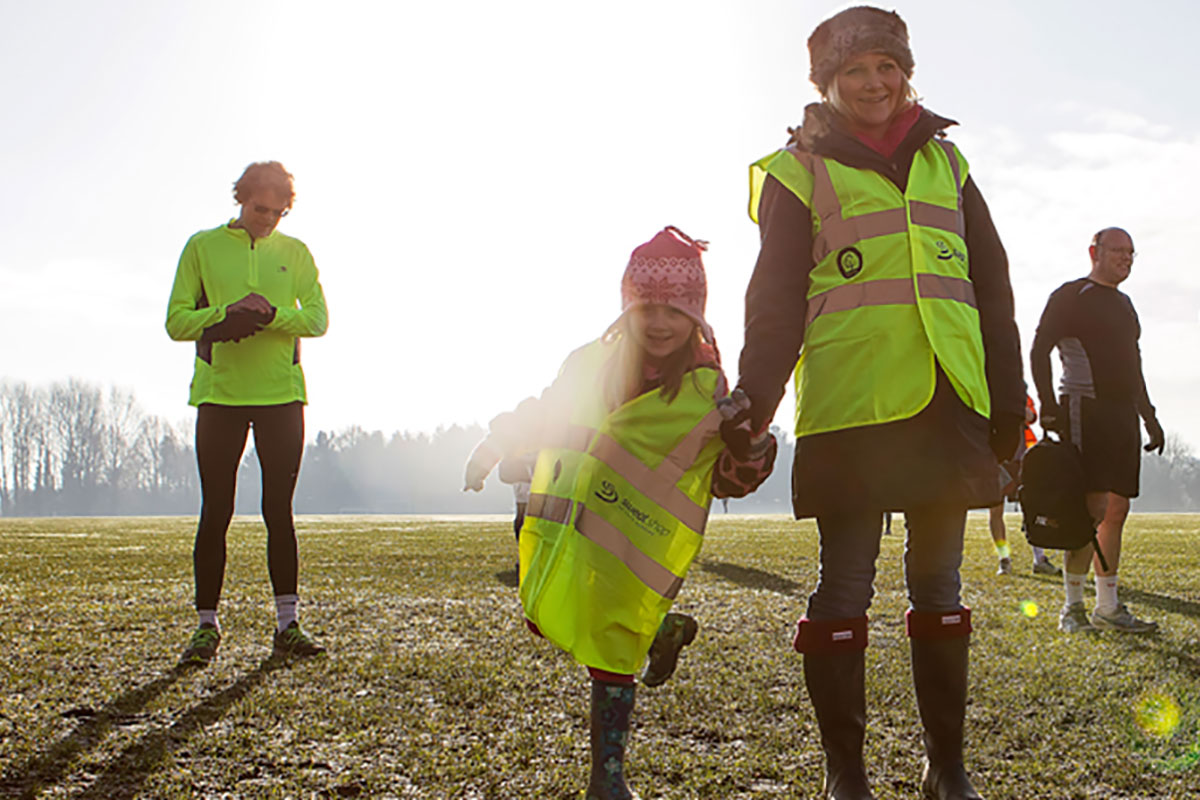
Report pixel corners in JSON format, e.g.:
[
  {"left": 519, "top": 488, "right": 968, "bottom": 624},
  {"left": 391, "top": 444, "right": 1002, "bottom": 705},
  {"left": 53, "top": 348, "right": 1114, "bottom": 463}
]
[
  {"left": 806, "top": 274, "right": 976, "bottom": 327},
  {"left": 808, "top": 156, "right": 843, "bottom": 223},
  {"left": 658, "top": 409, "right": 722, "bottom": 484},
  {"left": 935, "top": 139, "right": 964, "bottom": 223},
  {"left": 806, "top": 278, "right": 916, "bottom": 327},
  {"left": 527, "top": 492, "right": 573, "bottom": 525},
  {"left": 813, "top": 208, "right": 907, "bottom": 266},
  {"left": 936, "top": 139, "right": 963, "bottom": 191},
  {"left": 916, "top": 274, "right": 976, "bottom": 307},
  {"left": 909, "top": 201, "right": 964, "bottom": 237},
  {"left": 576, "top": 506, "right": 684, "bottom": 599},
  {"left": 590, "top": 434, "right": 708, "bottom": 534},
  {"left": 807, "top": 143, "right": 966, "bottom": 265}
]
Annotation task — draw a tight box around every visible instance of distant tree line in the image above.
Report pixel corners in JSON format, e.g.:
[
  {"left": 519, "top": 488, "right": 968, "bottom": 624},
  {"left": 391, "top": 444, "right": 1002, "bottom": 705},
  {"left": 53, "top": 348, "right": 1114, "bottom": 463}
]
[
  {"left": 0, "top": 379, "right": 197, "bottom": 516},
  {"left": 1, "top": 378, "right": 1197, "bottom": 516}
]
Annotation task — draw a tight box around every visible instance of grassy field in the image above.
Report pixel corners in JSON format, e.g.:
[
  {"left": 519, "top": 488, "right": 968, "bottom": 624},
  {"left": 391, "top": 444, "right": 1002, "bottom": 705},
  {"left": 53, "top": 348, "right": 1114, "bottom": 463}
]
[{"left": 1, "top": 513, "right": 1199, "bottom": 799}]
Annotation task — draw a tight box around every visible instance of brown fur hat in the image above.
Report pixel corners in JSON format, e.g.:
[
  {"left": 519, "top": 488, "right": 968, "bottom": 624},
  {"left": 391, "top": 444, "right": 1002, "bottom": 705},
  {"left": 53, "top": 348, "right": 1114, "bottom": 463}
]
[{"left": 808, "top": 6, "right": 914, "bottom": 93}]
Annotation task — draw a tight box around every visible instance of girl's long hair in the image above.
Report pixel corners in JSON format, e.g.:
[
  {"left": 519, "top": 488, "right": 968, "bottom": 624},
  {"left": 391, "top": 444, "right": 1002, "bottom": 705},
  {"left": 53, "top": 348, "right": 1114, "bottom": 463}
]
[{"left": 600, "top": 318, "right": 705, "bottom": 410}]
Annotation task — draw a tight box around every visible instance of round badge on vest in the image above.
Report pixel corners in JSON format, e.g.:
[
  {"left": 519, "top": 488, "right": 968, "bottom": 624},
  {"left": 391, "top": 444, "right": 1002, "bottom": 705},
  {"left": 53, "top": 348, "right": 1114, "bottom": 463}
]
[{"left": 837, "top": 246, "right": 864, "bottom": 279}]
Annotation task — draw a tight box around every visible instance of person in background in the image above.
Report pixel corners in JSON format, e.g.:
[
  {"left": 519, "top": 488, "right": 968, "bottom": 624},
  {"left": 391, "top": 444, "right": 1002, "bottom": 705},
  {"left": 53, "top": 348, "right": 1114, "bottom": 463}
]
[
  {"left": 735, "top": 7, "right": 1023, "bottom": 798},
  {"left": 464, "top": 228, "right": 775, "bottom": 800},
  {"left": 166, "top": 161, "right": 329, "bottom": 665},
  {"left": 498, "top": 453, "right": 535, "bottom": 543},
  {"left": 1031, "top": 226, "right": 1164, "bottom": 634}
]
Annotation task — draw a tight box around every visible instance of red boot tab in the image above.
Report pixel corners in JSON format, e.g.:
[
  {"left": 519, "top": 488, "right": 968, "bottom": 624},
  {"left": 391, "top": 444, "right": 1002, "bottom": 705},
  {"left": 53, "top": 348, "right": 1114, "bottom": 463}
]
[
  {"left": 906, "top": 607, "right": 973, "bottom": 639},
  {"left": 525, "top": 619, "right": 546, "bottom": 639},
  {"left": 793, "top": 616, "right": 869, "bottom": 653},
  {"left": 588, "top": 666, "right": 636, "bottom": 684}
]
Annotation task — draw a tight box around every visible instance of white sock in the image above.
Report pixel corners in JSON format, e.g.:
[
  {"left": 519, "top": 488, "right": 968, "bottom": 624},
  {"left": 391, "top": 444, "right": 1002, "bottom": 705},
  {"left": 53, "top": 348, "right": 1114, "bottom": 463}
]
[
  {"left": 1064, "top": 572, "right": 1086, "bottom": 606},
  {"left": 275, "top": 594, "right": 299, "bottom": 633},
  {"left": 1032, "top": 546, "right": 1046, "bottom": 564},
  {"left": 1095, "top": 575, "right": 1119, "bottom": 614},
  {"left": 198, "top": 609, "right": 218, "bottom": 629}
]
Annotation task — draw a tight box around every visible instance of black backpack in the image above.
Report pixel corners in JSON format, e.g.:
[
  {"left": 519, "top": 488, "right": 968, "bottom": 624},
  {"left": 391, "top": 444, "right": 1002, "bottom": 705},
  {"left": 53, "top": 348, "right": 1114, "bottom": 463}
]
[{"left": 1018, "top": 434, "right": 1108, "bottom": 570}]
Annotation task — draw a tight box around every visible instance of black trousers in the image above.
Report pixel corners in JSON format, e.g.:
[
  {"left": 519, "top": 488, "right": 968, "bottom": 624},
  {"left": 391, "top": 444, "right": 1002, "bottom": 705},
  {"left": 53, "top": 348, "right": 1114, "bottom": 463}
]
[{"left": 193, "top": 403, "right": 304, "bottom": 610}]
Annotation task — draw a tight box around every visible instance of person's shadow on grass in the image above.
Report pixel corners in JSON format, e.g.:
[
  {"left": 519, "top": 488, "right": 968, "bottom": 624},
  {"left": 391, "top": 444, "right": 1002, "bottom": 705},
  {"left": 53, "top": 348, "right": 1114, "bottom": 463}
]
[
  {"left": 496, "top": 566, "right": 518, "bottom": 588},
  {"left": 68, "top": 656, "right": 303, "bottom": 800},
  {"left": 0, "top": 670, "right": 183, "bottom": 799},
  {"left": 698, "top": 560, "right": 805, "bottom": 596},
  {"left": 0, "top": 656, "right": 303, "bottom": 800},
  {"left": 1110, "top": 585, "right": 1200, "bottom": 621}
]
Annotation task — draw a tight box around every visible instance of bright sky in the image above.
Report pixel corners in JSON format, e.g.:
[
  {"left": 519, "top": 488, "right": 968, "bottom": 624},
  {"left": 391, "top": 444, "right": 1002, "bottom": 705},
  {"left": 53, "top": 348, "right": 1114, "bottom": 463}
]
[{"left": 3, "top": 1, "right": 1199, "bottom": 451}]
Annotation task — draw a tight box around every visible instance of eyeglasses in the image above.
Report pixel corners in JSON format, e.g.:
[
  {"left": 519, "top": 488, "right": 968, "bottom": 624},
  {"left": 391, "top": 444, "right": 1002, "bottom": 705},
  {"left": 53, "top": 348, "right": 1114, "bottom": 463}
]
[
  {"left": 1099, "top": 244, "right": 1136, "bottom": 260},
  {"left": 253, "top": 204, "right": 289, "bottom": 219}
]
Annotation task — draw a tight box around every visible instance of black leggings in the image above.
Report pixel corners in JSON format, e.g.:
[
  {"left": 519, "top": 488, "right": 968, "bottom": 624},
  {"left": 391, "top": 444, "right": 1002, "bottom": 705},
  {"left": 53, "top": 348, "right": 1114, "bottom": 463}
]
[{"left": 193, "top": 403, "right": 304, "bottom": 610}]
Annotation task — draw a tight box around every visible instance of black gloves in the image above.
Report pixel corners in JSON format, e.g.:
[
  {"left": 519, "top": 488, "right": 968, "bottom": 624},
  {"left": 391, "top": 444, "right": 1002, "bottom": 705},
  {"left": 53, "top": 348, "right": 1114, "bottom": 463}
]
[
  {"left": 1144, "top": 415, "right": 1165, "bottom": 454},
  {"left": 200, "top": 294, "right": 276, "bottom": 343},
  {"left": 201, "top": 311, "right": 266, "bottom": 343},
  {"left": 988, "top": 412, "right": 1024, "bottom": 462}
]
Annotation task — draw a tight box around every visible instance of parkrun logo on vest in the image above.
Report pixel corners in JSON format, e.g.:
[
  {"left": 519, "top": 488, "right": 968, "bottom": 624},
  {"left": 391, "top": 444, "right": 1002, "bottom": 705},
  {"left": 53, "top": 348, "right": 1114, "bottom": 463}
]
[
  {"left": 595, "top": 480, "right": 619, "bottom": 504},
  {"left": 934, "top": 240, "right": 966, "bottom": 264},
  {"left": 836, "top": 246, "right": 863, "bottom": 279},
  {"left": 594, "top": 480, "right": 671, "bottom": 537}
]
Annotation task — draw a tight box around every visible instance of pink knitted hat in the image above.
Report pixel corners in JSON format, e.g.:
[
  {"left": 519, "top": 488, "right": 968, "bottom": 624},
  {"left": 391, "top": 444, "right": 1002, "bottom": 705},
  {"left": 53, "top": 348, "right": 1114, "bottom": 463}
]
[{"left": 617, "top": 226, "right": 713, "bottom": 344}]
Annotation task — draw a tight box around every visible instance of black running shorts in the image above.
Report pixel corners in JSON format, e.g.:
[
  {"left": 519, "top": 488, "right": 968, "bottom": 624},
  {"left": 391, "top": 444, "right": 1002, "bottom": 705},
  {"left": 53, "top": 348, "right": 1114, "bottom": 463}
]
[{"left": 1059, "top": 393, "right": 1140, "bottom": 498}]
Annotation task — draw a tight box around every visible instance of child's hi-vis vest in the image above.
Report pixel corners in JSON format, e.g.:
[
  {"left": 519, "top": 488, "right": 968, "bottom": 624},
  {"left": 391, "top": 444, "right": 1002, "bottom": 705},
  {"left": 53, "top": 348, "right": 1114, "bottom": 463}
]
[
  {"left": 519, "top": 338, "right": 724, "bottom": 675},
  {"left": 749, "top": 137, "right": 990, "bottom": 437}
]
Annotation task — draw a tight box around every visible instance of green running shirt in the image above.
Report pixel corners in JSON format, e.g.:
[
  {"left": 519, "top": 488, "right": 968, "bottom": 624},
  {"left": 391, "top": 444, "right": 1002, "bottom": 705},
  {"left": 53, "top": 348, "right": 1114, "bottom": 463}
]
[{"left": 165, "top": 222, "right": 328, "bottom": 406}]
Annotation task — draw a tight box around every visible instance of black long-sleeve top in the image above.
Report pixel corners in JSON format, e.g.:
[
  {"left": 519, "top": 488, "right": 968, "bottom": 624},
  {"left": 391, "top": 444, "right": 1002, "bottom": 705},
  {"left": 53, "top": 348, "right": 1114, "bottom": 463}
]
[{"left": 1030, "top": 277, "right": 1155, "bottom": 419}]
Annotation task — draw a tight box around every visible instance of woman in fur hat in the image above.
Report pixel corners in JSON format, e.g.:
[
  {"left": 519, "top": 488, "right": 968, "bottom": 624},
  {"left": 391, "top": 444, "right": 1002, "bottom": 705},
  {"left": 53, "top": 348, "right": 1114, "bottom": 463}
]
[{"left": 731, "top": 6, "right": 1024, "bottom": 799}]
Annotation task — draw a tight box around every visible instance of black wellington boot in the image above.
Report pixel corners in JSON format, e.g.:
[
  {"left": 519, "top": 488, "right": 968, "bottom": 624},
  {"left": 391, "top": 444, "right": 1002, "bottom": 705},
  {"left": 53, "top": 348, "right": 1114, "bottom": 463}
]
[
  {"left": 910, "top": 636, "right": 983, "bottom": 800},
  {"left": 585, "top": 679, "right": 637, "bottom": 800},
  {"left": 804, "top": 651, "right": 875, "bottom": 800}
]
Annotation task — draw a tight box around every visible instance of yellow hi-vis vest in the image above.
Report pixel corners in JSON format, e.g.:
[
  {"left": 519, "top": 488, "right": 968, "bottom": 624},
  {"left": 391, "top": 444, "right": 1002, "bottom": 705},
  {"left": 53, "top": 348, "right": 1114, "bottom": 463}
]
[
  {"left": 519, "top": 338, "right": 724, "bottom": 675},
  {"left": 748, "top": 138, "right": 991, "bottom": 438}
]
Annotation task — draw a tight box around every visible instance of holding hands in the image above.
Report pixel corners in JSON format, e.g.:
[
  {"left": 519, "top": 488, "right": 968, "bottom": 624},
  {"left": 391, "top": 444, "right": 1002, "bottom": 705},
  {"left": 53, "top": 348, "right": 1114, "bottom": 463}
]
[{"left": 718, "top": 388, "right": 772, "bottom": 461}]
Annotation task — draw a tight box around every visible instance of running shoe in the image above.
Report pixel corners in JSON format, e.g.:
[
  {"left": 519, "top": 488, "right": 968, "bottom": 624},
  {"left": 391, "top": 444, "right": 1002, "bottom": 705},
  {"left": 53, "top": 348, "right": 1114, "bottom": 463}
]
[
  {"left": 273, "top": 621, "right": 326, "bottom": 658},
  {"left": 997, "top": 557, "right": 1011, "bottom": 575},
  {"left": 1058, "top": 602, "right": 1094, "bottom": 634},
  {"left": 179, "top": 623, "right": 221, "bottom": 665},
  {"left": 1090, "top": 604, "right": 1158, "bottom": 633},
  {"left": 1033, "top": 557, "right": 1062, "bottom": 576}
]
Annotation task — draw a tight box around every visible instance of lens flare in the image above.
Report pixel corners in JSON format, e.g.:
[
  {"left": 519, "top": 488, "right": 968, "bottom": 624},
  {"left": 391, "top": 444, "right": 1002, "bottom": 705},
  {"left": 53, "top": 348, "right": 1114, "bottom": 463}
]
[
  {"left": 1019, "top": 600, "right": 1039, "bottom": 618},
  {"left": 1135, "top": 690, "right": 1181, "bottom": 739}
]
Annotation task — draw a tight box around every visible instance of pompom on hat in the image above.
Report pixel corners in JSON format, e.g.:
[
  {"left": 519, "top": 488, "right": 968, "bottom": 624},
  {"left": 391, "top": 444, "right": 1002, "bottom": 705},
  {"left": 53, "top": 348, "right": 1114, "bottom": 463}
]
[
  {"left": 615, "top": 226, "right": 714, "bottom": 344},
  {"left": 807, "top": 6, "right": 914, "bottom": 93}
]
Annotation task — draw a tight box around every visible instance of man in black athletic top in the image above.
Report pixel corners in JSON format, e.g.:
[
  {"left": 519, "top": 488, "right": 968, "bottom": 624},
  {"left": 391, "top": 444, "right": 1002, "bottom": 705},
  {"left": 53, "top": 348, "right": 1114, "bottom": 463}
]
[{"left": 1031, "top": 226, "right": 1164, "bottom": 634}]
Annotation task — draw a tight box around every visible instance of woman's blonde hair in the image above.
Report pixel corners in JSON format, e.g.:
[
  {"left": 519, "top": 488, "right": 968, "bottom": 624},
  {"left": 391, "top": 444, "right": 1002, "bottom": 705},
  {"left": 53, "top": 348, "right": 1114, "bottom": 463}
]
[{"left": 823, "top": 62, "right": 919, "bottom": 122}]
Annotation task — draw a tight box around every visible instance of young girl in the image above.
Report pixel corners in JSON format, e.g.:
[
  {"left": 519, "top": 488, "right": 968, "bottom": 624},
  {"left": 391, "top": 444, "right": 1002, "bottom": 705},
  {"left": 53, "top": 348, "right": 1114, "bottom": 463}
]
[{"left": 464, "top": 227, "right": 775, "bottom": 799}]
